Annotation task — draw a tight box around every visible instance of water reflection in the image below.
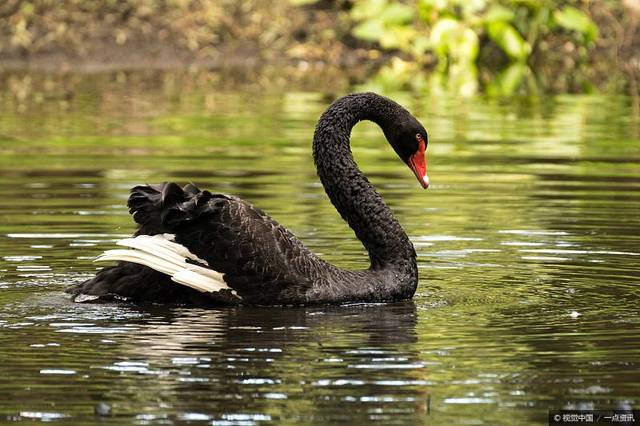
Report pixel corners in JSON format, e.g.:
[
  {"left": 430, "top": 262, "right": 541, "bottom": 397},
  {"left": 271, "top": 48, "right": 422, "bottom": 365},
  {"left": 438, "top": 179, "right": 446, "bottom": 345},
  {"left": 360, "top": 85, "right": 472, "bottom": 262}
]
[{"left": 2, "top": 299, "right": 423, "bottom": 424}]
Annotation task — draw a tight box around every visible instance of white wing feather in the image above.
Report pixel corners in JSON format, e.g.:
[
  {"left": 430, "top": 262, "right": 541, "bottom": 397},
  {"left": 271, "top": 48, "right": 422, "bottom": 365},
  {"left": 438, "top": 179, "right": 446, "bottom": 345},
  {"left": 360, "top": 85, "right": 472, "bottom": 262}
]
[{"left": 94, "top": 234, "right": 236, "bottom": 296}]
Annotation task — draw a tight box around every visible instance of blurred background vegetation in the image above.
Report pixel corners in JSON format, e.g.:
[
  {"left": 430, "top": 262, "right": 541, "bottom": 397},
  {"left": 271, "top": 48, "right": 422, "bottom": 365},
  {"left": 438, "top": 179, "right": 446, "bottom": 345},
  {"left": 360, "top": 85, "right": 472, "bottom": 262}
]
[{"left": 0, "top": 0, "right": 638, "bottom": 97}]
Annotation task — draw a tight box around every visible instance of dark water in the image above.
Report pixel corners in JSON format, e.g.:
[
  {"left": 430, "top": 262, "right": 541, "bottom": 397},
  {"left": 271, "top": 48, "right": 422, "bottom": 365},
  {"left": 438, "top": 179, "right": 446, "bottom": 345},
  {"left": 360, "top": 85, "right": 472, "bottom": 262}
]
[{"left": 1, "top": 73, "right": 639, "bottom": 425}]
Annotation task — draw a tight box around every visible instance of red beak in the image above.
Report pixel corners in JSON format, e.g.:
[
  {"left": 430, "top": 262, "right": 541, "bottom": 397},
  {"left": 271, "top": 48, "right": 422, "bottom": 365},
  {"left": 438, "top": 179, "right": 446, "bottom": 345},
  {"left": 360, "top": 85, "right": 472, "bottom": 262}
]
[{"left": 408, "top": 139, "right": 429, "bottom": 189}]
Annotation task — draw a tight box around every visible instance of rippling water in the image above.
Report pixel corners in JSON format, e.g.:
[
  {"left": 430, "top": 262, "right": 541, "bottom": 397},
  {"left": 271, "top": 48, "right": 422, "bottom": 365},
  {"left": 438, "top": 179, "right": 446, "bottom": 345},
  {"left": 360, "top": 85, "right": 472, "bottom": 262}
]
[{"left": 1, "top": 73, "right": 639, "bottom": 425}]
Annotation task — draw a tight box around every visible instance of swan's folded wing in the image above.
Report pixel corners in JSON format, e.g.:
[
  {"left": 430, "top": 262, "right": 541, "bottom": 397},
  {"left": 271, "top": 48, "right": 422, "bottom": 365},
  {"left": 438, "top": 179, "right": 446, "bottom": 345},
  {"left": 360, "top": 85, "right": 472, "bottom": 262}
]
[
  {"left": 165, "top": 194, "right": 320, "bottom": 305},
  {"left": 122, "top": 183, "right": 320, "bottom": 304},
  {"left": 70, "top": 183, "right": 320, "bottom": 305}
]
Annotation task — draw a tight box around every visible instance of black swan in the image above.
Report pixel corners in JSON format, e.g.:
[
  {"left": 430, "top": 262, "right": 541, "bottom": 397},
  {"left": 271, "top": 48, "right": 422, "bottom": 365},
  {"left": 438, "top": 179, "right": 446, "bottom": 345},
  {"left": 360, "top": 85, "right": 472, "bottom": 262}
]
[{"left": 66, "top": 92, "right": 429, "bottom": 306}]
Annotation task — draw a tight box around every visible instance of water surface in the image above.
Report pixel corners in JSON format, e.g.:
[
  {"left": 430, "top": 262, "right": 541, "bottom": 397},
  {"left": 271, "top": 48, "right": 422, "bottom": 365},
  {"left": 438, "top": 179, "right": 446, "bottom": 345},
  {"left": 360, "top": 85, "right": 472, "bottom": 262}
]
[{"left": 1, "top": 73, "right": 639, "bottom": 425}]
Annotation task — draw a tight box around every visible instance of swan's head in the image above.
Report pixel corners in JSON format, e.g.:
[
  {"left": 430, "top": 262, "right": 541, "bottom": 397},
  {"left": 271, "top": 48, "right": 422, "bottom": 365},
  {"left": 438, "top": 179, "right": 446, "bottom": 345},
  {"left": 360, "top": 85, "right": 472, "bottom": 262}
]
[{"left": 388, "top": 118, "right": 429, "bottom": 189}]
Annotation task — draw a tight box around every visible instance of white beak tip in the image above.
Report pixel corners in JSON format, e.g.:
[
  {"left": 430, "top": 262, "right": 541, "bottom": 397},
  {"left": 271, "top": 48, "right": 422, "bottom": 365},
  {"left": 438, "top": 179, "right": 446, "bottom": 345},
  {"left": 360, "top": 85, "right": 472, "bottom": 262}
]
[{"left": 422, "top": 175, "right": 430, "bottom": 189}]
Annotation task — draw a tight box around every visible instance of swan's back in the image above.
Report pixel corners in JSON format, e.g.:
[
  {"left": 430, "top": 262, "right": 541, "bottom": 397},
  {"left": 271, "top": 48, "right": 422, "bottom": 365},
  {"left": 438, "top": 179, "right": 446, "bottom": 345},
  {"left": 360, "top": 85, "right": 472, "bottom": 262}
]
[{"left": 68, "top": 183, "right": 321, "bottom": 305}]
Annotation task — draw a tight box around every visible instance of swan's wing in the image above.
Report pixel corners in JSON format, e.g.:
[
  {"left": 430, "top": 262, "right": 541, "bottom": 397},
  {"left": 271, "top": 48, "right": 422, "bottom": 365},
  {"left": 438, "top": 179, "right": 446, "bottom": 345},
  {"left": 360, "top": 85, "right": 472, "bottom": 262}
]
[
  {"left": 94, "top": 183, "right": 319, "bottom": 305},
  {"left": 66, "top": 258, "right": 239, "bottom": 305},
  {"left": 167, "top": 191, "right": 320, "bottom": 305}
]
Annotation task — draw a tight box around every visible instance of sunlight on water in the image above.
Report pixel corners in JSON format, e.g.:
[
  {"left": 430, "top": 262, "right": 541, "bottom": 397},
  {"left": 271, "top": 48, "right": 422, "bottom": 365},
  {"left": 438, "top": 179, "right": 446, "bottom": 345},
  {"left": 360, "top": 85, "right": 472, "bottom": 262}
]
[{"left": 0, "top": 72, "right": 639, "bottom": 425}]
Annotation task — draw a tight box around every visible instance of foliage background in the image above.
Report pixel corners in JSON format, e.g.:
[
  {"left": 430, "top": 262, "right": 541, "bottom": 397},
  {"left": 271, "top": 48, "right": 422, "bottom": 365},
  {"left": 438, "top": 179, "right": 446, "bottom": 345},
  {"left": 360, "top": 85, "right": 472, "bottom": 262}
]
[{"left": 0, "top": 0, "right": 639, "bottom": 95}]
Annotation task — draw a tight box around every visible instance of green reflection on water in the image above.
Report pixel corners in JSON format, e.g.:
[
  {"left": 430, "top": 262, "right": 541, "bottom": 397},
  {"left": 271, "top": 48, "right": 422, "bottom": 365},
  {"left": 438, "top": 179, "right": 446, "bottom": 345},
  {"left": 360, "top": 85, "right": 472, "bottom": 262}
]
[{"left": 0, "top": 72, "right": 639, "bottom": 425}]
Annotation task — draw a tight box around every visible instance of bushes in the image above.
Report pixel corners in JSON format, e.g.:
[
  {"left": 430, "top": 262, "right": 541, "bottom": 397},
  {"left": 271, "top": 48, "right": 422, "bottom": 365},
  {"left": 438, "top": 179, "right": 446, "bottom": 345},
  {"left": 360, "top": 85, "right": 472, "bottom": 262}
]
[{"left": 346, "top": 0, "right": 598, "bottom": 67}]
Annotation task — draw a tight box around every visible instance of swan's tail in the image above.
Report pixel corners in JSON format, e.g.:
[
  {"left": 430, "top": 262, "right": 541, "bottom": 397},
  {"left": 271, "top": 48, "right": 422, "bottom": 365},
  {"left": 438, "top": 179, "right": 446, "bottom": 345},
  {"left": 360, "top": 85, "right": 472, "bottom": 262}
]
[{"left": 127, "top": 182, "right": 201, "bottom": 234}]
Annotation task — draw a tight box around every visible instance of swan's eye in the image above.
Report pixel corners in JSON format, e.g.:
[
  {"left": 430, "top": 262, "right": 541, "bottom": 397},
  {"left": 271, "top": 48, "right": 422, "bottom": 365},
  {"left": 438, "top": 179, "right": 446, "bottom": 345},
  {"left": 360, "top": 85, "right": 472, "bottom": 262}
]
[{"left": 416, "top": 134, "right": 422, "bottom": 142}]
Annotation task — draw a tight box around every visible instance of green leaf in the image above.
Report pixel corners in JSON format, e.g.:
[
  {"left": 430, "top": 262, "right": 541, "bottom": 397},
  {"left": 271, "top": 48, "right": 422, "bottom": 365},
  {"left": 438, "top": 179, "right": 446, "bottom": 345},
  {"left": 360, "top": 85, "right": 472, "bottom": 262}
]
[
  {"left": 351, "top": 1, "right": 414, "bottom": 46},
  {"left": 379, "top": 25, "right": 416, "bottom": 50},
  {"left": 455, "top": 27, "right": 480, "bottom": 63},
  {"left": 417, "top": 0, "right": 449, "bottom": 13},
  {"left": 351, "top": 0, "right": 389, "bottom": 21},
  {"left": 352, "top": 19, "right": 386, "bottom": 42},
  {"left": 487, "top": 21, "right": 531, "bottom": 61},
  {"left": 459, "top": 0, "right": 488, "bottom": 18},
  {"left": 381, "top": 3, "right": 414, "bottom": 25},
  {"left": 417, "top": 0, "right": 448, "bottom": 23},
  {"left": 418, "top": 0, "right": 447, "bottom": 9},
  {"left": 553, "top": 6, "right": 598, "bottom": 43},
  {"left": 484, "top": 4, "right": 514, "bottom": 23},
  {"left": 430, "top": 17, "right": 459, "bottom": 57},
  {"left": 486, "top": 62, "right": 528, "bottom": 97},
  {"left": 431, "top": 18, "right": 479, "bottom": 64}
]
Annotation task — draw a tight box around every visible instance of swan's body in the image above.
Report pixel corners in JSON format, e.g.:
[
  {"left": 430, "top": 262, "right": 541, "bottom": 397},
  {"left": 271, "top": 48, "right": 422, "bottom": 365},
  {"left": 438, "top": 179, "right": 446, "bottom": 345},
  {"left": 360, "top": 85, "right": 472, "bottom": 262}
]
[{"left": 67, "top": 93, "right": 429, "bottom": 306}]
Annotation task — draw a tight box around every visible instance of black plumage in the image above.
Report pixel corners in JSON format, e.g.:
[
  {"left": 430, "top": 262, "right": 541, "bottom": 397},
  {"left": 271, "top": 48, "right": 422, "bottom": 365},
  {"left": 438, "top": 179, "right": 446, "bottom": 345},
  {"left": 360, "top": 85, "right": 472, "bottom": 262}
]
[{"left": 66, "top": 92, "right": 429, "bottom": 306}]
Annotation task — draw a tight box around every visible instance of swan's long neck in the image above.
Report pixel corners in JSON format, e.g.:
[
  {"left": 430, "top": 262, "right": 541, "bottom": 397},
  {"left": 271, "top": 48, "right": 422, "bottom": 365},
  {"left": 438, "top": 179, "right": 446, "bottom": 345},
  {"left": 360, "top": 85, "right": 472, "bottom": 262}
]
[{"left": 312, "top": 93, "right": 416, "bottom": 270}]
